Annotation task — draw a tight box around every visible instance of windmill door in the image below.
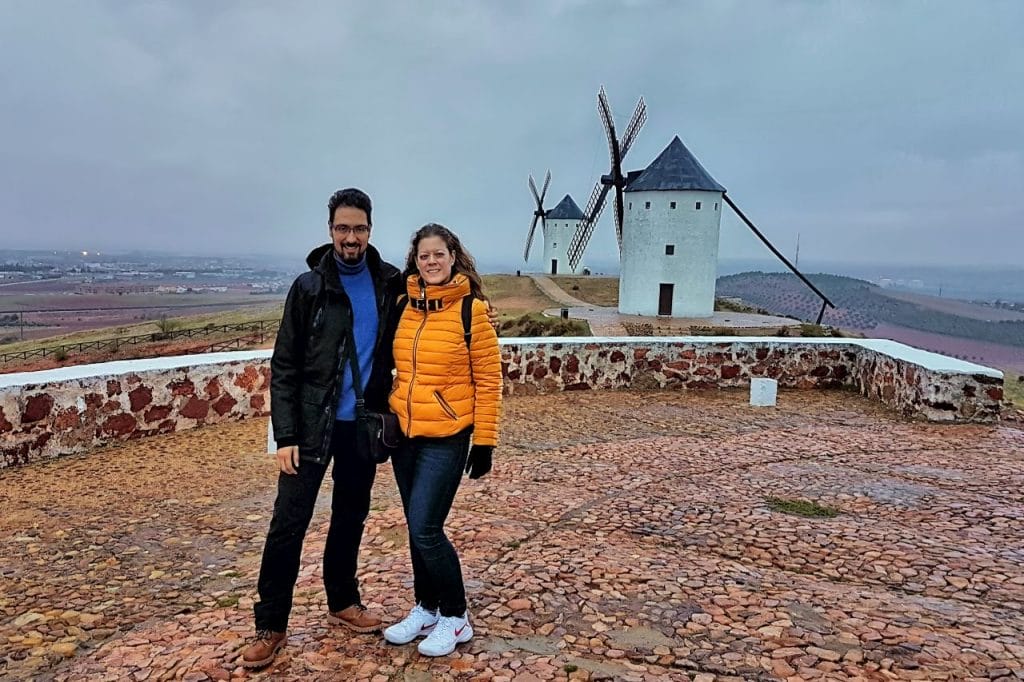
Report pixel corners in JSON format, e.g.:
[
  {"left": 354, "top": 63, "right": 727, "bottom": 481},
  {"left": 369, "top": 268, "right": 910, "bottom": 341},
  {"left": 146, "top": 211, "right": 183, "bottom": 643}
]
[
  {"left": 658, "top": 283, "right": 673, "bottom": 316},
  {"left": 551, "top": 259, "right": 558, "bottom": 275}
]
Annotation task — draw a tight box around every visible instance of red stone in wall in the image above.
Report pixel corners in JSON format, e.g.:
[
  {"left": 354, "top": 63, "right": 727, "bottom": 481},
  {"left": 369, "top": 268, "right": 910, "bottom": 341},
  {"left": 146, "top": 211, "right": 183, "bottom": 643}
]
[
  {"left": 54, "top": 407, "right": 81, "bottom": 431},
  {"left": 101, "top": 413, "right": 137, "bottom": 437},
  {"left": 234, "top": 366, "right": 260, "bottom": 392},
  {"left": 144, "top": 405, "right": 172, "bottom": 423},
  {"left": 634, "top": 349, "right": 648, "bottom": 360},
  {"left": 259, "top": 366, "right": 271, "bottom": 390},
  {"left": 180, "top": 397, "right": 210, "bottom": 420},
  {"left": 22, "top": 394, "right": 54, "bottom": 423},
  {"left": 129, "top": 386, "right": 153, "bottom": 412},
  {"left": 610, "top": 350, "right": 626, "bottom": 363},
  {"left": 565, "top": 355, "right": 580, "bottom": 374},
  {"left": 212, "top": 393, "right": 237, "bottom": 416},
  {"left": 549, "top": 357, "right": 561, "bottom": 373},
  {"left": 102, "top": 400, "right": 121, "bottom": 413},
  {"left": 204, "top": 377, "right": 222, "bottom": 400},
  {"left": 106, "top": 380, "right": 121, "bottom": 396},
  {"left": 533, "top": 365, "right": 548, "bottom": 380},
  {"left": 250, "top": 394, "right": 266, "bottom": 411},
  {"left": 169, "top": 379, "right": 195, "bottom": 397},
  {"left": 987, "top": 387, "right": 1004, "bottom": 401},
  {"left": 721, "top": 365, "right": 741, "bottom": 380},
  {"left": 84, "top": 393, "right": 104, "bottom": 410},
  {"left": 0, "top": 407, "right": 12, "bottom": 433}
]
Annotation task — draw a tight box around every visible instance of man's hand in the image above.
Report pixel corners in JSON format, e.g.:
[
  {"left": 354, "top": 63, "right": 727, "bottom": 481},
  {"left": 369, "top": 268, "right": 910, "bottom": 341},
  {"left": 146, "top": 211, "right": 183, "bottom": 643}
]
[
  {"left": 276, "top": 446, "right": 300, "bottom": 475},
  {"left": 486, "top": 302, "right": 500, "bottom": 333}
]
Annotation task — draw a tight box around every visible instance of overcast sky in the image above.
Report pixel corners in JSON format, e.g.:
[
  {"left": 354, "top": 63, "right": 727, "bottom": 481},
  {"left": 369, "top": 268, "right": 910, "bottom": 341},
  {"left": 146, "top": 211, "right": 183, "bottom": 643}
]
[{"left": 1, "top": 1, "right": 1021, "bottom": 270}]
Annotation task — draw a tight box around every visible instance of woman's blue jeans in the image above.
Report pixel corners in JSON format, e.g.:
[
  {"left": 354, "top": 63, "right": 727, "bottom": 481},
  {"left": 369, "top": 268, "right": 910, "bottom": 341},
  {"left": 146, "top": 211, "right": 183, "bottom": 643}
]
[{"left": 391, "top": 428, "right": 471, "bottom": 617}]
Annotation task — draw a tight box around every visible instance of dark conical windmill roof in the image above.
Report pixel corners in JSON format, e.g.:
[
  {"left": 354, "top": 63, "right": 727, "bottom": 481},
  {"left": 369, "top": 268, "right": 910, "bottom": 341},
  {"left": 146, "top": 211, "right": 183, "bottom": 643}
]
[
  {"left": 625, "top": 136, "right": 725, "bottom": 193},
  {"left": 545, "top": 194, "right": 585, "bottom": 220}
]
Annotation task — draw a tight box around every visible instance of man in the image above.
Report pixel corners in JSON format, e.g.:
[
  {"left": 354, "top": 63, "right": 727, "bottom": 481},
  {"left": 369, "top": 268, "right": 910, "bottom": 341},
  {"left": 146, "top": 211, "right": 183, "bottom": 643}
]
[{"left": 241, "top": 188, "right": 403, "bottom": 668}]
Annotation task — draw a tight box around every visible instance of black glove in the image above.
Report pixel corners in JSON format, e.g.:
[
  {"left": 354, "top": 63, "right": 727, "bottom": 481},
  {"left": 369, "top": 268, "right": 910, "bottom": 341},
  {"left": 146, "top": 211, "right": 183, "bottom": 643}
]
[{"left": 465, "top": 445, "right": 493, "bottom": 479}]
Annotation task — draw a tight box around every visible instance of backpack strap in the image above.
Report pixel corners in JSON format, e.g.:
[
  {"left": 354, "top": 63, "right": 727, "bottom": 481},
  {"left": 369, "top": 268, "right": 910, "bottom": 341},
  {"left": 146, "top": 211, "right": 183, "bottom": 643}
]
[{"left": 461, "top": 295, "right": 473, "bottom": 351}]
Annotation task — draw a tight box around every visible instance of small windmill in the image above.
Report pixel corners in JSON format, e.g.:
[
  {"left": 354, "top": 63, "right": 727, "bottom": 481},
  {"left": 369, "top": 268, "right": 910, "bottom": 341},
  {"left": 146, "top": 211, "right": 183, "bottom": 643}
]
[
  {"left": 567, "top": 86, "right": 647, "bottom": 271},
  {"left": 523, "top": 170, "right": 551, "bottom": 261},
  {"left": 524, "top": 170, "right": 585, "bottom": 275}
]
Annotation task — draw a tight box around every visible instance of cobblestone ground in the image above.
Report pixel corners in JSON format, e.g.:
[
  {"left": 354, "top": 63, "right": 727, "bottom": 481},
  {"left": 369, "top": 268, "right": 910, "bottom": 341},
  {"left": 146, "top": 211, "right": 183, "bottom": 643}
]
[{"left": 2, "top": 390, "right": 1023, "bottom": 681}]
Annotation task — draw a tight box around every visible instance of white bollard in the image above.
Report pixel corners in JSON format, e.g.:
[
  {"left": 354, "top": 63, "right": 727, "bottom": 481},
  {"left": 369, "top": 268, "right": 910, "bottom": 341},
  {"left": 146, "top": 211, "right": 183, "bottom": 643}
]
[{"left": 749, "top": 378, "right": 778, "bottom": 407}]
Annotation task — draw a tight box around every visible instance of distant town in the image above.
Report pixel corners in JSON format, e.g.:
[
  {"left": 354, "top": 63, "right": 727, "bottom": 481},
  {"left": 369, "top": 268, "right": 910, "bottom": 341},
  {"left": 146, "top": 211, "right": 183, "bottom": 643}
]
[{"left": 0, "top": 249, "right": 298, "bottom": 296}]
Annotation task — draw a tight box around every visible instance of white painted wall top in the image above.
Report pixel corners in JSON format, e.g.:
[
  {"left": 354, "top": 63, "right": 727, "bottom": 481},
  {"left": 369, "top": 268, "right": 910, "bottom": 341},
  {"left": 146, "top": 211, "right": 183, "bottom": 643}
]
[
  {"left": 0, "top": 337, "right": 1001, "bottom": 389},
  {"left": 0, "top": 350, "right": 272, "bottom": 388}
]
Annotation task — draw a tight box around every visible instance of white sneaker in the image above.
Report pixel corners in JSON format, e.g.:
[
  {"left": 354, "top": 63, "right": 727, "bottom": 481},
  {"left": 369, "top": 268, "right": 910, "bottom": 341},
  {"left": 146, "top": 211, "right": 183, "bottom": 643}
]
[
  {"left": 417, "top": 612, "right": 473, "bottom": 657},
  {"left": 383, "top": 604, "right": 439, "bottom": 645}
]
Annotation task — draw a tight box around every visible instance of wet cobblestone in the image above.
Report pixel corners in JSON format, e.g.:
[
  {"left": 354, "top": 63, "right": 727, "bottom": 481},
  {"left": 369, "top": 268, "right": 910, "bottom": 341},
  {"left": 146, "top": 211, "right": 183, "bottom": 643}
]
[{"left": 1, "top": 389, "right": 1022, "bottom": 680}]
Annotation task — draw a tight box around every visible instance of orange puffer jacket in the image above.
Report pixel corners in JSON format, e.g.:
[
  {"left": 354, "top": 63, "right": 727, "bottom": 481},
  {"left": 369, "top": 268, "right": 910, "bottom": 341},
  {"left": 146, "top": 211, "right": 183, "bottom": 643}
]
[{"left": 389, "top": 273, "right": 502, "bottom": 446}]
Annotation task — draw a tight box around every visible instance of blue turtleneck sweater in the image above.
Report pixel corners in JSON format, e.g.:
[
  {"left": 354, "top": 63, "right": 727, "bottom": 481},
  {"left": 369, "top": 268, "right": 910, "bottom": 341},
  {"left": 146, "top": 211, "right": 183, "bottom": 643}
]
[{"left": 335, "top": 253, "right": 379, "bottom": 421}]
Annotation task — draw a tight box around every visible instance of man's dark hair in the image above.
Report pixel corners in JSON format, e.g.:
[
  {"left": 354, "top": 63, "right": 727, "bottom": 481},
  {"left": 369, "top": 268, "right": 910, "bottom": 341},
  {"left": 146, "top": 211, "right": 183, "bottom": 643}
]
[{"left": 327, "top": 188, "right": 372, "bottom": 226}]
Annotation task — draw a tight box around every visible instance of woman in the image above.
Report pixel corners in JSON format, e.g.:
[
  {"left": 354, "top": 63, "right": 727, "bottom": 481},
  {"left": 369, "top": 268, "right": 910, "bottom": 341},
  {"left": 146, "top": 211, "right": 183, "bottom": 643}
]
[{"left": 383, "top": 223, "right": 502, "bottom": 657}]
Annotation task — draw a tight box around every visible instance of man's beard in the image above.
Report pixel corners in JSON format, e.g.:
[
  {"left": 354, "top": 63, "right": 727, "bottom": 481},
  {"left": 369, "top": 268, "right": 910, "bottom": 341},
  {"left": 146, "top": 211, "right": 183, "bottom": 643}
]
[{"left": 337, "top": 244, "right": 364, "bottom": 264}]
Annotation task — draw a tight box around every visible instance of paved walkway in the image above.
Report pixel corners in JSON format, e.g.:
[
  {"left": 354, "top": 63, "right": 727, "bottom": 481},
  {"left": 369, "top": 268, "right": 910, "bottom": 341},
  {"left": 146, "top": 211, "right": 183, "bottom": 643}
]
[
  {"left": 529, "top": 275, "right": 802, "bottom": 337},
  {"left": 2, "top": 391, "right": 1023, "bottom": 680}
]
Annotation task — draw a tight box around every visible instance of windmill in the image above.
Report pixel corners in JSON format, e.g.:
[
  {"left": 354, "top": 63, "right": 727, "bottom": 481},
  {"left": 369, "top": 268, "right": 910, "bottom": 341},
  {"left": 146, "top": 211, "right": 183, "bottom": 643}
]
[
  {"left": 567, "top": 86, "right": 647, "bottom": 271},
  {"left": 523, "top": 170, "right": 551, "bottom": 261},
  {"left": 525, "top": 171, "right": 584, "bottom": 274},
  {"left": 566, "top": 85, "right": 833, "bottom": 321}
]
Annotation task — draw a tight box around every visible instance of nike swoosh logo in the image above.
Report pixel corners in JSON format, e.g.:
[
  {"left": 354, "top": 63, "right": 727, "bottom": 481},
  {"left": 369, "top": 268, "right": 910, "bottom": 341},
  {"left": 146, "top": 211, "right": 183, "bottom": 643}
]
[
  {"left": 454, "top": 624, "right": 467, "bottom": 636},
  {"left": 421, "top": 623, "right": 434, "bottom": 631}
]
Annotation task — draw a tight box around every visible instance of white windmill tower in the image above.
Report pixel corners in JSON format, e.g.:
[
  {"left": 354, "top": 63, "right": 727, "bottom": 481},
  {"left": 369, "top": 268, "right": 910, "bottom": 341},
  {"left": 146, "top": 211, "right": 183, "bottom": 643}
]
[
  {"left": 568, "top": 86, "right": 836, "bottom": 323},
  {"left": 524, "top": 172, "right": 584, "bottom": 275},
  {"left": 619, "top": 136, "right": 725, "bottom": 317}
]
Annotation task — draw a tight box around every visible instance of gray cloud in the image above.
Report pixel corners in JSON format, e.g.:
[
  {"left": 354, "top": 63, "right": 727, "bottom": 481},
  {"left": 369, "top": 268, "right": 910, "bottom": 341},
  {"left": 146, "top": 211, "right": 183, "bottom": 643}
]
[{"left": 1, "top": 0, "right": 1021, "bottom": 268}]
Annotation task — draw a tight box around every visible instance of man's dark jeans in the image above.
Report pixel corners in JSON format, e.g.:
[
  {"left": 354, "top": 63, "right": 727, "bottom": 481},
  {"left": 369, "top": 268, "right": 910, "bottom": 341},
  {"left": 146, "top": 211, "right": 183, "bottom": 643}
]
[
  {"left": 391, "top": 428, "right": 472, "bottom": 617},
  {"left": 254, "top": 421, "right": 376, "bottom": 632}
]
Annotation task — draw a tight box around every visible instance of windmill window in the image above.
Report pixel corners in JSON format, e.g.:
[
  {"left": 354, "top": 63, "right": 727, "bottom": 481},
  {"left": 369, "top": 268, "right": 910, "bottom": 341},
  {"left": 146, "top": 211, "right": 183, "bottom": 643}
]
[
  {"left": 628, "top": 202, "right": 632, "bottom": 210},
  {"left": 670, "top": 201, "right": 677, "bottom": 209},
  {"left": 644, "top": 201, "right": 651, "bottom": 209},
  {"left": 695, "top": 201, "right": 702, "bottom": 210},
  {"left": 714, "top": 202, "right": 718, "bottom": 210},
  {"left": 665, "top": 244, "right": 675, "bottom": 255}
]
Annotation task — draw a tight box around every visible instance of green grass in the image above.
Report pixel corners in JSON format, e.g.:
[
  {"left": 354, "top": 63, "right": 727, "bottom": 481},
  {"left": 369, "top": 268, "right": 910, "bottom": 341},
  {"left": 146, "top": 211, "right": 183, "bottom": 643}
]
[
  {"left": 1004, "top": 372, "right": 1024, "bottom": 407},
  {"left": 497, "top": 313, "right": 590, "bottom": 338},
  {"left": 563, "top": 664, "right": 579, "bottom": 673},
  {"left": 215, "top": 594, "right": 240, "bottom": 608},
  {"left": 549, "top": 276, "right": 619, "bottom": 306},
  {"left": 483, "top": 275, "right": 560, "bottom": 315},
  {"left": 765, "top": 497, "right": 840, "bottom": 518}
]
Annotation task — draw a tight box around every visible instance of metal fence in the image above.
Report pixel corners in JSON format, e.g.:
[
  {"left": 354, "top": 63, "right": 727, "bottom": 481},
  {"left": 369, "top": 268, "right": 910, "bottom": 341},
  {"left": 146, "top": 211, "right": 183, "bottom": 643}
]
[{"left": 1, "top": 320, "right": 277, "bottom": 364}]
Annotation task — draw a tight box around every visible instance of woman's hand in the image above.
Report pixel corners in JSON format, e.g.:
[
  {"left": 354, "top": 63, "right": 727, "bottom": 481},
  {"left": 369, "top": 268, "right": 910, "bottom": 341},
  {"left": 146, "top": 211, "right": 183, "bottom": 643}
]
[{"left": 465, "top": 445, "right": 493, "bottom": 479}]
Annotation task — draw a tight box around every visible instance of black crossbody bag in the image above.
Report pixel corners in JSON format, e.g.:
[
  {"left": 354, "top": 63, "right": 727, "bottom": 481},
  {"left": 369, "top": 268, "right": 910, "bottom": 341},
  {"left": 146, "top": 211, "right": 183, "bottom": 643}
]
[{"left": 346, "top": 327, "right": 402, "bottom": 464}]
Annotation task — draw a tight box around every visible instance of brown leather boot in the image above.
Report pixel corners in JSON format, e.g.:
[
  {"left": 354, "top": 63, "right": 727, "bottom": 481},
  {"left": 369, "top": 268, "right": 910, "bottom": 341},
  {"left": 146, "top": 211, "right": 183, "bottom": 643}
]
[
  {"left": 327, "top": 604, "right": 382, "bottom": 633},
  {"left": 239, "top": 629, "right": 286, "bottom": 668}
]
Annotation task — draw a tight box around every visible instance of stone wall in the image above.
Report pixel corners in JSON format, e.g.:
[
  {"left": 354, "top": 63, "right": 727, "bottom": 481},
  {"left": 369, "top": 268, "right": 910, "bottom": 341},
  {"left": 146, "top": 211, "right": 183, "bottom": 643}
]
[
  {"left": 500, "top": 338, "right": 1003, "bottom": 423},
  {"left": 0, "top": 338, "right": 1003, "bottom": 468},
  {"left": 1, "top": 352, "right": 270, "bottom": 468}
]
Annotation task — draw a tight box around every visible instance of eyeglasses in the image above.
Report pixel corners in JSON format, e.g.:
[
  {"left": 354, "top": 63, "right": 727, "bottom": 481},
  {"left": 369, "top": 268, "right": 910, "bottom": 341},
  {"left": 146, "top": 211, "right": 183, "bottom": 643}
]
[{"left": 332, "top": 225, "right": 370, "bottom": 236}]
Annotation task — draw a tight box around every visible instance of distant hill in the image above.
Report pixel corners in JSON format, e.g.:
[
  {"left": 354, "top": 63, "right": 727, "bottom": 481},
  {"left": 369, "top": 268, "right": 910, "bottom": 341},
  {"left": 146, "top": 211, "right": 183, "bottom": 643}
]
[{"left": 717, "top": 272, "right": 1024, "bottom": 348}]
